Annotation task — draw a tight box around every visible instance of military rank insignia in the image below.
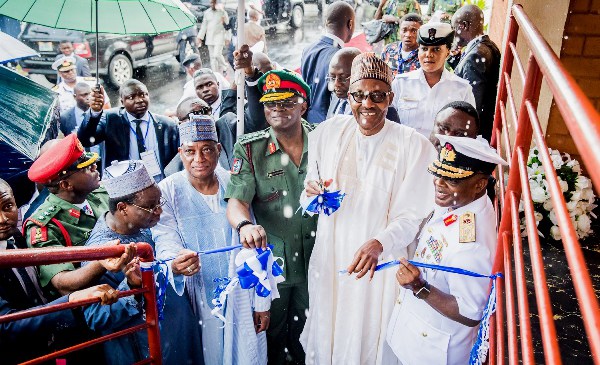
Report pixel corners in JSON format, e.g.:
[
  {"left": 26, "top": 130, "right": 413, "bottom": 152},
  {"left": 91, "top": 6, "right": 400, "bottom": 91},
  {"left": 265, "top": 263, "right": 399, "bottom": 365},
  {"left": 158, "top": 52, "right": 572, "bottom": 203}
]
[
  {"left": 268, "top": 142, "right": 277, "bottom": 154},
  {"left": 459, "top": 212, "right": 476, "bottom": 243},
  {"left": 443, "top": 214, "right": 457, "bottom": 226},
  {"left": 69, "top": 208, "right": 81, "bottom": 218},
  {"left": 30, "top": 226, "right": 48, "bottom": 245},
  {"left": 231, "top": 158, "right": 243, "bottom": 175}
]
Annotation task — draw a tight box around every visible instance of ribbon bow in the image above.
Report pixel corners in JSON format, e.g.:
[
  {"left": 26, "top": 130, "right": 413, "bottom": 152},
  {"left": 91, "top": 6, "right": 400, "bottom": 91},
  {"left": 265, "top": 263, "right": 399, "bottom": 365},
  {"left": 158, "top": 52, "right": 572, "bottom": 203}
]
[
  {"left": 211, "top": 245, "right": 285, "bottom": 322},
  {"left": 301, "top": 190, "right": 346, "bottom": 216}
]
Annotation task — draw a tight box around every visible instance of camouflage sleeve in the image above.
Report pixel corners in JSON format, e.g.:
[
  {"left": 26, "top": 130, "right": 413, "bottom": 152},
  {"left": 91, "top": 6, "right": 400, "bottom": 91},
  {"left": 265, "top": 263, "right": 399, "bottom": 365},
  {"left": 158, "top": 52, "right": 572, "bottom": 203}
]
[
  {"left": 224, "top": 142, "right": 257, "bottom": 203},
  {"left": 25, "top": 223, "right": 75, "bottom": 288}
]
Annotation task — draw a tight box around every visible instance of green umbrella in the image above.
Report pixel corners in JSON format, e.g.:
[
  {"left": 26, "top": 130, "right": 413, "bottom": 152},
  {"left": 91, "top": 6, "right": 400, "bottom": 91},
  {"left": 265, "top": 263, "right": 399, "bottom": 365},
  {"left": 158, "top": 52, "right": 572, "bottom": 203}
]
[{"left": 0, "top": 0, "right": 196, "bottom": 81}]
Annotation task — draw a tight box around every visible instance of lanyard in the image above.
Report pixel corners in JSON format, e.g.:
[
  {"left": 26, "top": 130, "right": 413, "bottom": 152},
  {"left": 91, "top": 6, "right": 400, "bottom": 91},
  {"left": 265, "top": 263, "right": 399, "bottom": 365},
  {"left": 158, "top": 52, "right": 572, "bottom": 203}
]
[{"left": 128, "top": 114, "right": 153, "bottom": 149}]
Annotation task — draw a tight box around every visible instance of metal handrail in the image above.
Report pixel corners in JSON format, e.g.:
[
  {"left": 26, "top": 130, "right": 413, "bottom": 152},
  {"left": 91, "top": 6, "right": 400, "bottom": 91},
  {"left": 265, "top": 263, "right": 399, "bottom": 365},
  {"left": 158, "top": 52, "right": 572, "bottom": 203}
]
[
  {"left": 0, "top": 243, "right": 162, "bottom": 365},
  {"left": 491, "top": 4, "right": 600, "bottom": 364}
]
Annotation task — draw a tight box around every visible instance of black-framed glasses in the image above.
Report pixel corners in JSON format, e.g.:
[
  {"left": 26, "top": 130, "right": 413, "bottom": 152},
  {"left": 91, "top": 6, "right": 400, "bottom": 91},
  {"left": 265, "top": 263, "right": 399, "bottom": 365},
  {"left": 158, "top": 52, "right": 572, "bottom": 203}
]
[
  {"left": 349, "top": 91, "right": 392, "bottom": 103},
  {"left": 130, "top": 197, "right": 167, "bottom": 214},
  {"left": 326, "top": 75, "right": 351, "bottom": 84},
  {"left": 263, "top": 100, "right": 302, "bottom": 110}
]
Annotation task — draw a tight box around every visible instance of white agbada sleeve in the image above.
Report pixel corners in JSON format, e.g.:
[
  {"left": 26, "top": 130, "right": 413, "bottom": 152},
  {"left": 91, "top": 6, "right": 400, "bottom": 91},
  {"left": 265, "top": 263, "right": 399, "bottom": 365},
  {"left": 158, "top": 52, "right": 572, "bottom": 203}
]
[
  {"left": 373, "top": 132, "right": 438, "bottom": 257},
  {"left": 151, "top": 179, "right": 186, "bottom": 295}
]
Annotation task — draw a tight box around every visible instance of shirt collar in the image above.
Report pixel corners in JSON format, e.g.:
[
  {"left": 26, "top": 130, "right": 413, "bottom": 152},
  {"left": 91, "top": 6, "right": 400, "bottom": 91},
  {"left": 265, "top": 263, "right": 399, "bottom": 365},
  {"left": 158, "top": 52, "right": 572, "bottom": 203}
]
[
  {"left": 433, "top": 193, "right": 489, "bottom": 221},
  {"left": 324, "top": 33, "right": 345, "bottom": 48},
  {"left": 75, "top": 106, "right": 88, "bottom": 116},
  {"left": 465, "top": 35, "right": 484, "bottom": 53},
  {"left": 127, "top": 111, "right": 150, "bottom": 122},
  {"left": 265, "top": 122, "right": 310, "bottom": 156},
  {"left": 416, "top": 67, "right": 451, "bottom": 82},
  {"left": 211, "top": 94, "right": 222, "bottom": 112}
]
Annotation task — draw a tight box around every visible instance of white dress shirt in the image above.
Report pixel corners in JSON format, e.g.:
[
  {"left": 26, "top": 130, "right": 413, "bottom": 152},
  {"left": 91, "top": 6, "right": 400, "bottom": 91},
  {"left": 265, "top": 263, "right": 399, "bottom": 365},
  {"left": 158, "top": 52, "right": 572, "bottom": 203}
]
[
  {"left": 210, "top": 94, "right": 223, "bottom": 119},
  {"left": 391, "top": 68, "right": 476, "bottom": 137},
  {"left": 127, "top": 111, "right": 158, "bottom": 160}
]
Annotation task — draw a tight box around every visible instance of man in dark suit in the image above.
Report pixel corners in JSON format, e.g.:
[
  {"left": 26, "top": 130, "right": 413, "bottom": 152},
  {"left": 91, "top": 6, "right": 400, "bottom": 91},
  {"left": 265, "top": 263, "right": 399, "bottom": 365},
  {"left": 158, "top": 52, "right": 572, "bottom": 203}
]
[
  {"left": 452, "top": 5, "right": 501, "bottom": 142},
  {"left": 301, "top": 1, "right": 355, "bottom": 124},
  {"left": 193, "top": 64, "right": 268, "bottom": 134},
  {"left": 55, "top": 40, "right": 92, "bottom": 78},
  {"left": 78, "top": 79, "right": 179, "bottom": 180},
  {"left": 0, "top": 178, "right": 120, "bottom": 365},
  {"left": 60, "top": 82, "right": 92, "bottom": 136}
]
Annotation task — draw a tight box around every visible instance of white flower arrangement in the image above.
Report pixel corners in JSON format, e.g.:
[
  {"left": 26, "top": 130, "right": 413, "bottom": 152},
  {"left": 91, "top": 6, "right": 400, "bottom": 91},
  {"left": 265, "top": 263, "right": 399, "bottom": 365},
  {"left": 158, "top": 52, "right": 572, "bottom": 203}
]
[{"left": 520, "top": 147, "right": 597, "bottom": 241}]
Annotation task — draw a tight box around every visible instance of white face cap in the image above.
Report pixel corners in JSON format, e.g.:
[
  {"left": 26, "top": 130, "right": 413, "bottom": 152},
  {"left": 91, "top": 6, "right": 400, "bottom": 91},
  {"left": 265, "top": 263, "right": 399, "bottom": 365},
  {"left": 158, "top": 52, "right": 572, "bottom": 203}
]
[{"left": 436, "top": 134, "right": 509, "bottom": 166}]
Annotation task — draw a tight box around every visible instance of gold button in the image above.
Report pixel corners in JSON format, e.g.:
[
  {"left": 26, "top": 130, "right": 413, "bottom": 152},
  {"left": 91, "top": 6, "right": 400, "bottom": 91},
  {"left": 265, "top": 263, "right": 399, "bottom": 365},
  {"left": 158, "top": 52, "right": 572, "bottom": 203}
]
[{"left": 421, "top": 332, "right": 428, "bottom": 337}]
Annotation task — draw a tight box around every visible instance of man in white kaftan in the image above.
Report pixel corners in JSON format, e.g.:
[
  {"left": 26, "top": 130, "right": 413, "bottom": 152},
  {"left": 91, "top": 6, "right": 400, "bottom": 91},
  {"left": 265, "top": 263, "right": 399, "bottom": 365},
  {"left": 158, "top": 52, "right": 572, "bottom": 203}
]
[
  {"left": 152, "top": 115, "right": 269, "bottom": 365},
  {"left": 300, "top": 52, "right": 437, "bottom": 365}
]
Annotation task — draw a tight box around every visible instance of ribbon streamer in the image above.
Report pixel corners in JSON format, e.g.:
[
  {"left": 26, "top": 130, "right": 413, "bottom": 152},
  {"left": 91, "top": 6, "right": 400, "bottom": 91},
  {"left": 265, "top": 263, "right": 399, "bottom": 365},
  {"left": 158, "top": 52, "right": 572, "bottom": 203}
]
[
  {"left": 301, "top": 190, "right": 346, "bottom": 216},
  {"left": 211, "top": 245, "right": 285, "bottom": 322},
  {"left": 340, "top": 260, "right": 502, "bottom": 365},
  {"left": 141, "top": 261, "right": 169, "bottom": 321}
]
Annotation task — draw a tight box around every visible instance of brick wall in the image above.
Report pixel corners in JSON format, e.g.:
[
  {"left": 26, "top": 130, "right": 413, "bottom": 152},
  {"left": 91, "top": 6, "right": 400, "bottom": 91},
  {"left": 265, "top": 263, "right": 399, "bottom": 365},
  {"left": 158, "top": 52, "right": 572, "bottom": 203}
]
[{"left": 547, "top": 0, "right": 600, "bottom": 162}]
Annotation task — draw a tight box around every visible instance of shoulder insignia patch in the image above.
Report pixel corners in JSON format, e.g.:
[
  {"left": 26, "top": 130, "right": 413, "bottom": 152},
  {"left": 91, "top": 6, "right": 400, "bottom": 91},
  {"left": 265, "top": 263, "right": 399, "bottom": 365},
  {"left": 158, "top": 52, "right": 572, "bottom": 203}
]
[
  {"left": 459, "top": 211, "right": 476, "bottom": 243},
  {"left": 238, "top": 130, "right": 270, "bottom": 145},
  {"left": 30, "top": 204, "right": 60, "bottom": 226},
  {"left": 30, "top": 226, "right": 48, "bottom": 245},
  {"left": 231, "top": 158, "right": 243, "bottom": 174}
]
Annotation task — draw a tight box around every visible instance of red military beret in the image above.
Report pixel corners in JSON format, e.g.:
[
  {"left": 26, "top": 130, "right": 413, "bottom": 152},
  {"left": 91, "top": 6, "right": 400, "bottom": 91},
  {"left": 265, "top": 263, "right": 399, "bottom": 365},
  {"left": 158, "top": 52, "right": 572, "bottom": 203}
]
[{"left": 28, "top": 134, "right": 99, "bottom": 184}]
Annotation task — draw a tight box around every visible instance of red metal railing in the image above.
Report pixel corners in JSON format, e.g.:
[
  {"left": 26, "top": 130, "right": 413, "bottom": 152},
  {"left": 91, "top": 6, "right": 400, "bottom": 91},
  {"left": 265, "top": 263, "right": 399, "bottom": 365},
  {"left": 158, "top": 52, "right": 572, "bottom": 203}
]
[
  {"left": 490, "top": 4, "right": 600, "bottom": 365},
  {"left": 0, "top": 243, "right": 162, "bottom": 365}
]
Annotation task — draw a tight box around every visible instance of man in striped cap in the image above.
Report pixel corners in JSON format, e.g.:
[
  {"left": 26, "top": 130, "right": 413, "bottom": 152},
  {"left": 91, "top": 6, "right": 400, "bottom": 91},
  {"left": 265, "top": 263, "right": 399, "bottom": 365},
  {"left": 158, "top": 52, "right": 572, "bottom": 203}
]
[{"left": 301, "top": 52, "right": 437, "bottom": 364}]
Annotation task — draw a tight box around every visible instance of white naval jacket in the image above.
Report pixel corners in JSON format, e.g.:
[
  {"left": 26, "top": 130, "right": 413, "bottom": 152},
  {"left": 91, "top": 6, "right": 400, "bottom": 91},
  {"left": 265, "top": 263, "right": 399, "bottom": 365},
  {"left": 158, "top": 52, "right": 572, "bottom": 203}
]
[
  {"left": 386, "top": 194, "right": 497, "bottom": 365},
  {"left": 391, "top": 68, "right": 476, "bottom": 138}
]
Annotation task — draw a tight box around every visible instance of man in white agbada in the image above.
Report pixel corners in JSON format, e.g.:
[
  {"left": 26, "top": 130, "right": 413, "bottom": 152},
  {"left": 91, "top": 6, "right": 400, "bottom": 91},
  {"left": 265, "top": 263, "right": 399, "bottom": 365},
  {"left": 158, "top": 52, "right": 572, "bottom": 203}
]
[
  {"left": 300, "top": 52, "right": 437, "bottom": 365},
  {"left": 152, "top": 115, "right": 269, "bottom": 365}
]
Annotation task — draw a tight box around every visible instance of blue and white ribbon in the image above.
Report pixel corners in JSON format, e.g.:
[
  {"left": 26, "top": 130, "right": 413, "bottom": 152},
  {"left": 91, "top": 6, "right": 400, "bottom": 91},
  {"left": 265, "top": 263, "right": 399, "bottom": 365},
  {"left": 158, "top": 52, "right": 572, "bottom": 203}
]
[
  {"left": 211, "top": 245, "right": 285, "bottom": 322},
  {"left": 141, "top": 261, "right": 169, "bottom": 321},
  {"left": 300, "top": 190, "right": 346, "bottom": 216},
  {"left": 340, "top": 260, "right": 503, "bottom": 365}
]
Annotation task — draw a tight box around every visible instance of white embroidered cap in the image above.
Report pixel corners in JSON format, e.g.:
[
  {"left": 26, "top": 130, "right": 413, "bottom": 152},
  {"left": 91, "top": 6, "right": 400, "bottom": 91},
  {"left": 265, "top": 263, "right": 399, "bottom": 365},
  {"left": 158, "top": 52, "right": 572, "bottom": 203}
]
[{"left": 102, "top": 160, "right": 155, "bottom": 198}]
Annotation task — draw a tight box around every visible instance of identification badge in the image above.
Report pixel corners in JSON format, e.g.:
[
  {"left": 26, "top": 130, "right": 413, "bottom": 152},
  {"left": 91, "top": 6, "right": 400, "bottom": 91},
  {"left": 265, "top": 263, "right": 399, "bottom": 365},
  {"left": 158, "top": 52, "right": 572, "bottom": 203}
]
[
  {"left": 231, "top": 158, "right": 243, "bottom": 174},
  {"left": 140, "top": 150, "right": 162, "bottom": 177},
  {"left": 459, "top": 212, "right": 476, "bottom": 243},
  {"left": 267, "top": 169, "right": 284, "bottom": 178}
]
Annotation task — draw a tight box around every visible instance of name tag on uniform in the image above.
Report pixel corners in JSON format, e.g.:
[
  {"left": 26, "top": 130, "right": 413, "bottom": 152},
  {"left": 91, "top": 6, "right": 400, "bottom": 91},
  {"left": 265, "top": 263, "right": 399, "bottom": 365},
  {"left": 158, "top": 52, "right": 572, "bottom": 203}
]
[{"left": 267, "top": 169, "right": 284, "bottom": 178}]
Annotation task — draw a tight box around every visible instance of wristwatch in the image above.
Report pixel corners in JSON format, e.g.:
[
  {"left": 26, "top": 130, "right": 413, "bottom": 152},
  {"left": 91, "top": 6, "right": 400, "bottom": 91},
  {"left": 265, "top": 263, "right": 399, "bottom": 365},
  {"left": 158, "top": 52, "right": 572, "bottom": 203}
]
[
  {"left": 236, "top": 219, "right": 253, "bottom": 234},
  {"left": 413, "top": 281, "right": 431, "bottom": 300}
]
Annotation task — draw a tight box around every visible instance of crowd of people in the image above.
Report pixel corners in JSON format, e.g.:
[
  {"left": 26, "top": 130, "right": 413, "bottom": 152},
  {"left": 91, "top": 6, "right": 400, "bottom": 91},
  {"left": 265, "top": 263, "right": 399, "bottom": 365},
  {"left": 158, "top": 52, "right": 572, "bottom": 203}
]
[{"left": 0, "top": 1, "right": 507, "bottom": 364}]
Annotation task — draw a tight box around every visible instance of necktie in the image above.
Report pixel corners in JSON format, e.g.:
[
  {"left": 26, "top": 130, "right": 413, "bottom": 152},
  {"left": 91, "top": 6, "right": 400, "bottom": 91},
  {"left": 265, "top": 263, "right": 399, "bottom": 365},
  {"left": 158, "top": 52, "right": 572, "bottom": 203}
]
[
  {"left": 134, "top": 119, "right": 147, "bottom": 156},
  {"left": 7, "top": 239, "right": 47, "bottom": 305},
  {"left": 337, "top": 100, "right": 348, "bottom": 115},
  {"left": 82, "top": 204, "right": 94, "bottom": 216}
]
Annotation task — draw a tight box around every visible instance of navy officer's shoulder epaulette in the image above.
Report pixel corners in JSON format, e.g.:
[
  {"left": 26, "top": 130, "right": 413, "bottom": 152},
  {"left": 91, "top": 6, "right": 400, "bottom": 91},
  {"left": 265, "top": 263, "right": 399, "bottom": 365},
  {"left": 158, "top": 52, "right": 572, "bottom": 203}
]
[{"left": 238, "top": 129, "right": 271, "bottom": 145}]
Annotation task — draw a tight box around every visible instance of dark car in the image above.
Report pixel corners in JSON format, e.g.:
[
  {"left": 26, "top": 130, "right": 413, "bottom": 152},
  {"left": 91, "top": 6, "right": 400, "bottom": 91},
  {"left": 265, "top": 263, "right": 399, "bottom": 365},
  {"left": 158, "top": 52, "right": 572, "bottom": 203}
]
[
  {"left": 19, "top": 24, "right": 179, "bottom": 87},
  {"left": 262, "top": 0, "right": 305, "bottom": 29}
]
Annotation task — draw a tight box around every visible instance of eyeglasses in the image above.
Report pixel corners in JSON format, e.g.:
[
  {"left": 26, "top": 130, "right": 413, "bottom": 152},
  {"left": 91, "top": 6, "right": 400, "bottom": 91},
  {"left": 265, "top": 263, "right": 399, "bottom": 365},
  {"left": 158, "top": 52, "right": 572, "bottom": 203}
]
[
  {"left": 326, "top": 75, "right": 351, "bottom": 83},
  {"left": 130, "top": 197, "right": 167, "bottom": 214},
  {"left": 263, "top": 100, "right": 302, "bottom": 110},
  {"left": 349, "top": 91, "right": 392, "bottom": 103}
]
